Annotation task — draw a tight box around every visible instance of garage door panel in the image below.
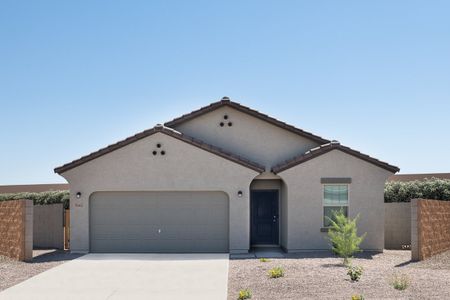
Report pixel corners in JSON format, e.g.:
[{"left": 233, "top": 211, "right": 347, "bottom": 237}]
[
  {"left": 89, "top": 191, "right": 229, "bottom": 253},
  {"left": 92, "top": 225, "right": 161, "bottom": 240},
  {"left": 91, "top": 239, "right": 229, "bottom": 253}
]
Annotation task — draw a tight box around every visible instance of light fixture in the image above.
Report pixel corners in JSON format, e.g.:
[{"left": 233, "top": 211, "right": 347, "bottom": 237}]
[
  {"left": 76, "top": 192, "right": 82, "bottom": 199},
  {"left": 237, "top": 191, "right": 243, "bottom": 197}
]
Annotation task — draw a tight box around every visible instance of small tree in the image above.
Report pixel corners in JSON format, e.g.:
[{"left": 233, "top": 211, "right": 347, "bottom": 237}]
[{"left": 327, "top": 210, "right": 366, "bottom": 265}]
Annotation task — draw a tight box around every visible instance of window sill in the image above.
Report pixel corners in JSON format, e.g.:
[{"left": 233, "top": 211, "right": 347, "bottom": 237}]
[{"left": 320, "top": 227, "right": 330, "bottom": 233}]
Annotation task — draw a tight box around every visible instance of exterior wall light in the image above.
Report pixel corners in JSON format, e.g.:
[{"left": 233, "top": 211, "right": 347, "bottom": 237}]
[
  {"left": 237, "top": 191, "right": 243, "bottom": 197},
  {"left": 76, "top": 192, "right": 82, "bottom": 199}
]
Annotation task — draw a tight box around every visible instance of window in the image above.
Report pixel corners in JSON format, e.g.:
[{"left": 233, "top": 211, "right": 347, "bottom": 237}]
[{"left": 323, "top": 184, "right": 348, "bottom": 227}]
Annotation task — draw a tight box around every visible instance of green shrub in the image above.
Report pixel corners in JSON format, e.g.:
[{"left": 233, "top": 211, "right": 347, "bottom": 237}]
[
  {"left": 327, "top": 210, "right": 366, "bottom": 265},
  {"left": 385, "top": 178, "right": 450, "bottom": 203},
  {"left": 0, "top": 191, "right": 70, "bottom": 209},
  {"left": 268, "top": 267, "right": 284, "bottom": 278},
  {"left": 237, "top": 289, "right": 252, "bottom": 300},
  {"left": 347, "top": 265, "right": 363, "bottom": 282},
  {"left": 259, "top": 258, "right": 270, "bottom": 262},
  {"left": 351, "top": 295, "right": 365, "bottom": 300},
  {"left": 390, "top": 273, "right": 410, "bottom": 291}
]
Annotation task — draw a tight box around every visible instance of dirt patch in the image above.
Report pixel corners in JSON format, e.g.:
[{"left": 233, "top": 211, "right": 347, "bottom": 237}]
[
  {"left": 0, "top": 249, "right": 83, "bottom": 292},
  {"left": 228, "top": 250, "right": 450, "bottom": 299}
]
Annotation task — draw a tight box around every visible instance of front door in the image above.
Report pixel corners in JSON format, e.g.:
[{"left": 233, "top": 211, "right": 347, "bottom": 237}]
[{"left": 251, "top": 190, "right": 279, "bottom": 245}]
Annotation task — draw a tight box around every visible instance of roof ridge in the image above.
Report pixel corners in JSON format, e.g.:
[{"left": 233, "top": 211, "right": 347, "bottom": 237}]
[
  {"left": 164, "top": 97, "right": 330, "bottom": 144},
  {"left": 272, "top": 142, "right": 399, "bottom": 174},
  {"left": 54, "top": 125, "right": 265, "bottom": 174}
]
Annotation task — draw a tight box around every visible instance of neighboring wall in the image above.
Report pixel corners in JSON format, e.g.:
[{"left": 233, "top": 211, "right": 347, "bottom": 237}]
[
  {"left": 412, "top": 199, "right": 450, "bottom": 261},
  {"left": 0, "top": 200, "right": 33, "bottom": 261},
  {"left": 34, "top": 204, "right": 64, "bottom": 249},
  {"left": 385, "top": 202, "right": 411, "bottom": 249}
]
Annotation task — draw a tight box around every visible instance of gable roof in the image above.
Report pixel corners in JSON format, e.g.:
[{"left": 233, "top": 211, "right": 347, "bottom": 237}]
[
  {"left": 54, "top": 125, "right": 265, "bottom": 174},
  {"left": 164, "top": 97, "right": 330, "bottom": 145},
  {"left": 272, "top": 141, "right": 400, "bottom": 174}
]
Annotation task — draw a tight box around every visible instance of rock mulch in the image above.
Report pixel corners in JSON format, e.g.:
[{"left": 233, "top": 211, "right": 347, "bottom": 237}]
[
  {"left": 228, "top": 250, "right": 450, "bottom": 299},
  {"left": 0, "top": 249, "right": 82, "bottom": 292}
]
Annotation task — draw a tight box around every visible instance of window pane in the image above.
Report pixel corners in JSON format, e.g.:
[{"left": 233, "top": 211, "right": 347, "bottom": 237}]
[
  {"left": 324, "top": 185, "right": 348, "bottom": 205},
  {"left": 323, "top": 206, "right": 348, "bottom": 227}
]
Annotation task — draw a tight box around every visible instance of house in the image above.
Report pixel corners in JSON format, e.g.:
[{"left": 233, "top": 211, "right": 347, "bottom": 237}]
[
  {"left": 0, "top": 183, "right": 69, "bottom": 194},
  {"left": 388, "top": 173, "right": 450, "bottom": 182},
  {"left": 54, "top": 97, "right": 399, "bottom": 254}
]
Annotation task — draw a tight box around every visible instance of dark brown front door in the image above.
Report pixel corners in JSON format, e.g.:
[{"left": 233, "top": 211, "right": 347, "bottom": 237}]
[{"left": 251, "top": 190, "right": 279, "bottom": 245}]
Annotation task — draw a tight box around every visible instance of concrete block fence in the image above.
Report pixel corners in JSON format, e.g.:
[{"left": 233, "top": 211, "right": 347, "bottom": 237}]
[
  {"left": 0, "top": 199, "right": 33, "bottom": 261},
  {"left": 411, "top": 199, "right": 450, "bottom": 261}
]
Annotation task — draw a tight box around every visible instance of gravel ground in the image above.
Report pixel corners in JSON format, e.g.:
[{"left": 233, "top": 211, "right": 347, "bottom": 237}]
[
  {"left": 228, "top": 250, "right": 450, "bottom": 300},
  {"left": 0, "top": 249, "right": 83, "bottom": 292}
]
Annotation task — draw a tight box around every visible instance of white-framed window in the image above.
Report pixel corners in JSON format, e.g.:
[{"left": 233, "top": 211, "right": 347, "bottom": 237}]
[{"left": 323, "top": 184, "right": 349, "bottom": 227}]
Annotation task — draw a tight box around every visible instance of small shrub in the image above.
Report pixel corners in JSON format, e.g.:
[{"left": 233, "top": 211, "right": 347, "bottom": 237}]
[
  {"left": 327, "top": 210, "right": 366, "bottom": 265},
  {"left": 259, "top": 258, "right": 270, "bottom": 262},
  {"left": 351, "top": 295, "right": 365, "bottom": 300},
  {"left": 237, "top": 289, "right": 252, "bottom": 300},
  {"left": 390, "top": 273, "right": 410, "bottom": 291},
  {"left": 268, "top": 267, "right": 284, "bottom": 278},
  {"left": 347, "top": 265, "right": 363, "bottom": 282}
]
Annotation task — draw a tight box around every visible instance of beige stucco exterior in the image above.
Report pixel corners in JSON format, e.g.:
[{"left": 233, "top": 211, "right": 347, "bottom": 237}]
[
  {"left": 278, "top": 150, "right": 392, "bottom": 251},
  {"left": 57, "top": 100, "right": 397, "bottom": 254},
  {"left": 173, "top": 106, "right": 320, "bottom": 171},
  {"left": 60, "top": 132, "right": 259, "bottom": 253}
]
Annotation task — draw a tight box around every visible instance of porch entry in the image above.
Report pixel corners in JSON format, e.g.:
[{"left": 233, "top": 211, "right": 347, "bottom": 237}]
[{"left": 250, "top": 190, "right": 279, "bottom": 246}]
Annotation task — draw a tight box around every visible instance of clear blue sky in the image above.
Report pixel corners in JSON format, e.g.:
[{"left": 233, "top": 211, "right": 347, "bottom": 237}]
[{"left": 1, "top": 1, "right": 449, "bottom": 184}]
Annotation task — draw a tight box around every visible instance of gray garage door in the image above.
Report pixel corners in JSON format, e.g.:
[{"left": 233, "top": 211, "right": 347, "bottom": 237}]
[{"left": 89, "top": 191, "right": 229, "bottom": 253}]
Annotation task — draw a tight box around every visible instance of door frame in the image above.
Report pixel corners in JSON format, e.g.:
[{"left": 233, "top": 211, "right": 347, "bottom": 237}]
[{"left": 250, "top": 189, "right": 280, "bottom": 247}]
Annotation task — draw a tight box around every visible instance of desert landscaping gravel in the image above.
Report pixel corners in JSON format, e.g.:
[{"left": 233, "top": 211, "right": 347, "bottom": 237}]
[
  {"left": 228, "top": 250, "right": 450, "bottom": 299},
  {"left": 0, "top": 249, "right": 82, "bottom": 292}
]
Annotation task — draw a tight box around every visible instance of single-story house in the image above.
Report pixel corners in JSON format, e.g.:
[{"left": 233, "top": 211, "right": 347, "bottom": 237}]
[
  {"left": 388, "top": 173, "right": 450, "bottom": 182},
  {"left": 55, "top": 97, "right": 399, "bottom": 254},
  {"left": 0, "top": 183, "right": 69, "bottom": 194}
]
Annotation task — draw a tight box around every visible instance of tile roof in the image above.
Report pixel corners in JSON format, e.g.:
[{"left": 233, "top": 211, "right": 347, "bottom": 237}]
[
  {"left": 54, "top": 125, "right": 265, "bottom": 174},
  {"left": 272, "top": 141, "right": 400, "bottom": 174},
  {"left": 164, "top": 97, "right": 330, "bottom": 144},
  {"left": 388, "top": 173, "right": 450, "bottom": 182},
  {"left": 0, "top": 184, "right": 69, "bottom": 194}
]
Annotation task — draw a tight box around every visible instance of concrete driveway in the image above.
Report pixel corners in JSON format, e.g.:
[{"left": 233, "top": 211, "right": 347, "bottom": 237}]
[{"left": 0, "top": 253, "right": 229, "bottom": 300}]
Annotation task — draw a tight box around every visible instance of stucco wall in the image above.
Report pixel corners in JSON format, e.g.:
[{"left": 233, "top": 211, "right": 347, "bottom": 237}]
[
  {"left": 173, "top": 106, "right": 320, "bottom": 170},
  {"left": 280, "top": 181, "right": 288, "bottom": 249},
  {"left": 384, "top": 202, "right": 411, "bottom": 249},
  {"left": 60, "top": 132, "right": 258, "bottom": 253},
  {"left": 0, "top": 200, "right": 33, "bottom": 261},
  {"left": 278, "top": 150, "right": 393, "bottom": 251}
]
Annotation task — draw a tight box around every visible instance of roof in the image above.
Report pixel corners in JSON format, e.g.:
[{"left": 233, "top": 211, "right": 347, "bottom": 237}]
[
  {"left": 54, "top": 125, "right": 265, "bottom": 174},
  {"left": 0, "top": 183, "right": 69, "bottom": 194},
  {"left": 272, "top": 141, "right": 400, "bottom": 174},
  {"left": 164, "top": 97, "right": 330, "bottom": 145},
  {"left": 388, "top": 173, "right": 450, "bottom": 182}
]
